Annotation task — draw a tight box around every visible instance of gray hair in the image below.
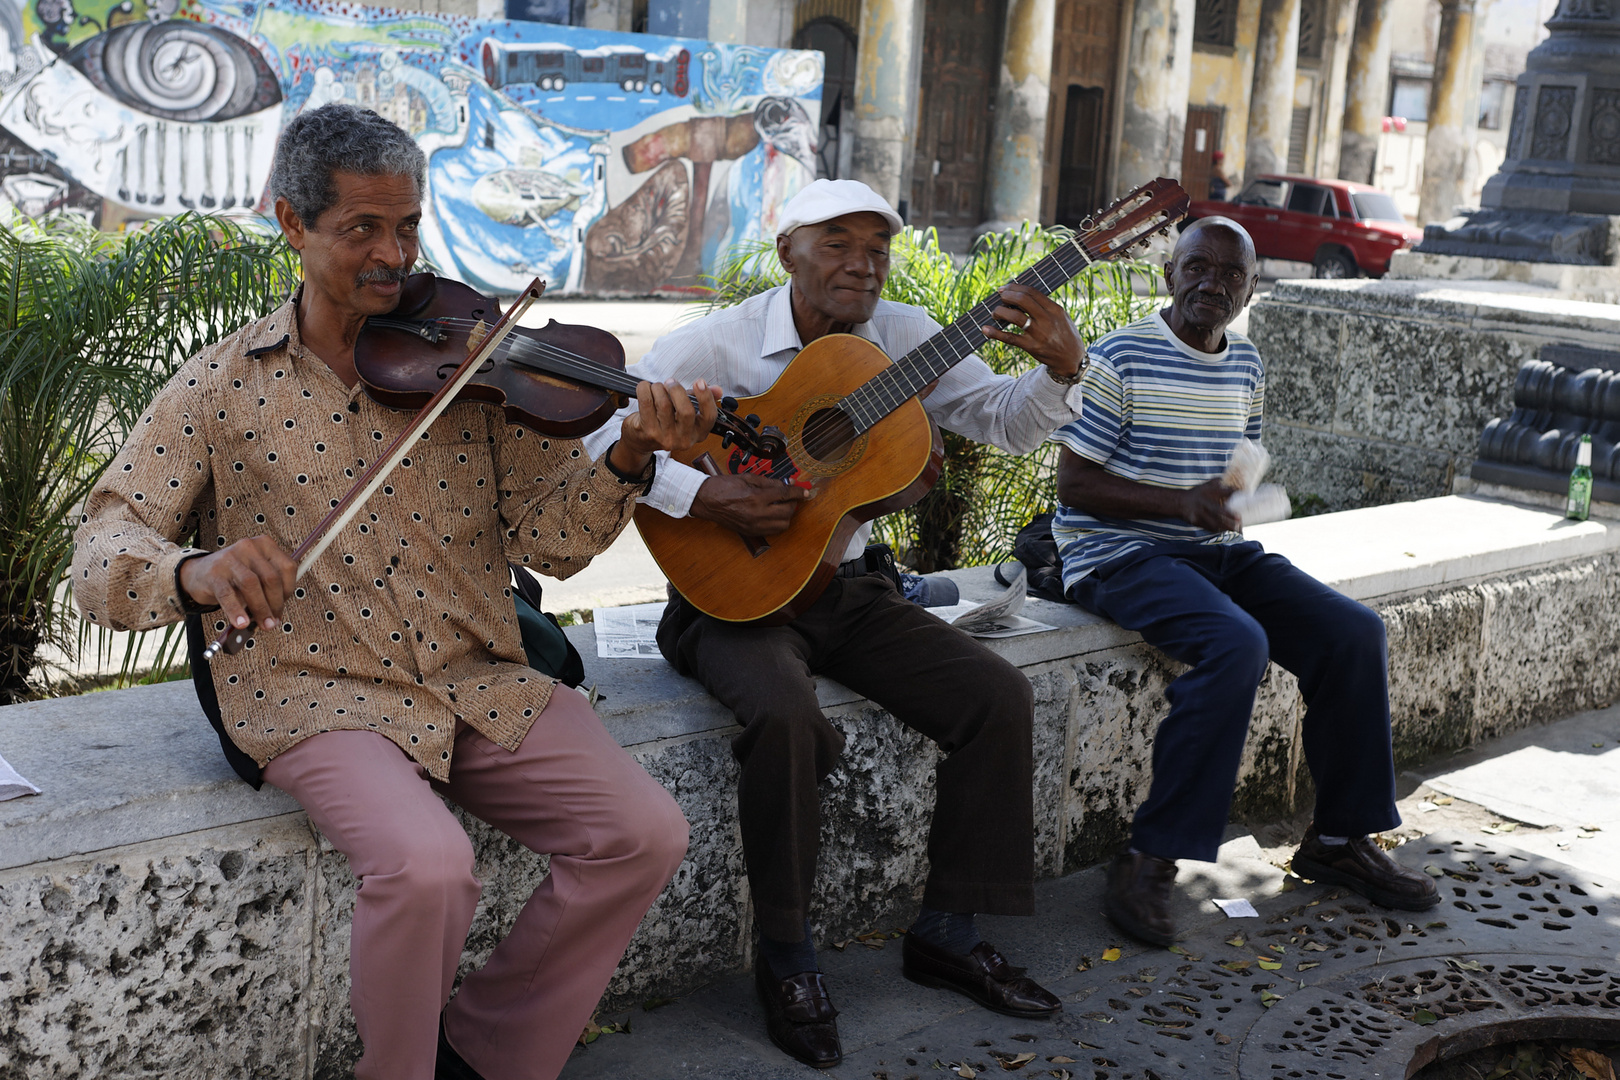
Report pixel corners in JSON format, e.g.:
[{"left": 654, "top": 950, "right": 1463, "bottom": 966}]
[{"left": 269, "top": 104, "right": 426, "bottom": 226}]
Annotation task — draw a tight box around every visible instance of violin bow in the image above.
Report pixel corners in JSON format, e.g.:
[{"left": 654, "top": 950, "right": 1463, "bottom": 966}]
[{"left": 203, "top": 278, "right": 548, "bottom": 660}]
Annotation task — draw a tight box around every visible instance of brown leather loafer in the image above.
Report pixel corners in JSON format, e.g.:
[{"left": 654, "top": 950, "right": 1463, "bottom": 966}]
[
  {"left": 1290, "top": 828, "right": 1441, "bottom": 911},
  {"left": 901, "top": 933, "right": 1062, "bottom": 1019},
  {"left": 754, "top": 953, "right": 842, "bottom": 1069},
  {"left": 1104, "top": 851, "right": 1178, "bottom": 947}
]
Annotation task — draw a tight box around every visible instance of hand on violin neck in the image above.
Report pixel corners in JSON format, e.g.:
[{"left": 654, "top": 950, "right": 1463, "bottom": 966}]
[
  {"left": 179, "top": 536, "right": 299, "bottom": 633},
  {"left": 612, "top": 379, "right": 723, "bottom": 474}
]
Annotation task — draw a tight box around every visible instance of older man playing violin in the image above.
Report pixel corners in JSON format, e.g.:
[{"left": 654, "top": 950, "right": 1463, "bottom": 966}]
[
  {"left": 71, "top": 104, "right": 718, "bottom": 1080},
  {"left": 584, "top": 179, "right": 1088, "bottom": 1069}
]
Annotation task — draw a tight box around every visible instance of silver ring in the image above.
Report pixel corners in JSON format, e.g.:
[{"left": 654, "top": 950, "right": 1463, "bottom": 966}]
[{"left": 1021, "top": 314, "right": 1031, "bottom": 330}]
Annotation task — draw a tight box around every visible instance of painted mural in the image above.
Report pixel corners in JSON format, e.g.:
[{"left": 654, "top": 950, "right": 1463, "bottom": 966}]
[{"left": 0, "top": 0, "right": 823, "bottom": 293}]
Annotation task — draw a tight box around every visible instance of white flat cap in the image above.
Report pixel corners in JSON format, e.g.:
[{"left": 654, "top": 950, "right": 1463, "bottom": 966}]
[{"left": 776, "top": 179, "right": 904, "bottom": 238}]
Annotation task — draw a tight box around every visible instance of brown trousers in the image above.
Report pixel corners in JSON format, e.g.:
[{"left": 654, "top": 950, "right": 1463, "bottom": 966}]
[{"left": 659, "top": 572, "right": 1036, "bottom": 942}]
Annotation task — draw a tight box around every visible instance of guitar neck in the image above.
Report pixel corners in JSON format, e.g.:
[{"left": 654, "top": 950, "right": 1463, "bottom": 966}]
[
  {"left": 842, "top": 240, "right": 1094, "bottom": 435},
  {"left": 837, "top": 177, "right": 1189, "bottom": 437}
]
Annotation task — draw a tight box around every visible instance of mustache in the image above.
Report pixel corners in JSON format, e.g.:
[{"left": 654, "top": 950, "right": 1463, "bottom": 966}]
[
  {"left": 1191, "top": 292, "right": 1232, "bottom": 311},
  {"left": 357, "top": 266, "right": 410, "bottom": 288}
]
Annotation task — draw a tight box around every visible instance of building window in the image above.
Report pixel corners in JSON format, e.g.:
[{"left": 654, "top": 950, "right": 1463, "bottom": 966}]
[
  {"left": 1193, "top": 0, "right": 1238, "bottom": 50},
  {"left": 505, "top": 0, "right": 584, "bottom": 23},
  {"left": 1479, "top": 78, "right": 1511, "bottom": 130},
  {"left": 1389, "top": 77, "right": 1431, "bottom": 123},
  {"left": 1297, "top": 0, "right": 1325, "bottom": 63}
]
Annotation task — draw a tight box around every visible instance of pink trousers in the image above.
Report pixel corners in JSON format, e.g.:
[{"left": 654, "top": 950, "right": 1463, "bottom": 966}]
[{"left": 263, "top": 687, "right": 689, "bottom": 1080}]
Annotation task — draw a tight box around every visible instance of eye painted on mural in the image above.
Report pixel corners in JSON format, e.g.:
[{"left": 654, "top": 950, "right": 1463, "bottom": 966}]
[{"left": 65, "top": 21, "right": 281, "bottom": 123}]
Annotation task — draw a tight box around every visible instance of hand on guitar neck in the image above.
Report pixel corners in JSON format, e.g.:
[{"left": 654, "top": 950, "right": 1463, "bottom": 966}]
[{"left": 979, "top": 282, "right": 1086, "bottom": 380}]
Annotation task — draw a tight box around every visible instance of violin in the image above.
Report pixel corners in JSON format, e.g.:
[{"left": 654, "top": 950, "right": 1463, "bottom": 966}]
[
  {"left": 201, "top": 272, "right": 780, "bottom": 660},
  {"left": 354, "top": 273, "right": 782, "bottom": 452}
]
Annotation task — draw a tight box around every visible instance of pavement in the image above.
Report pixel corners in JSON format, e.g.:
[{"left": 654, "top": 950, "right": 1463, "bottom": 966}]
[{"left": 556, "top": 701, "right": 1620, "bottom": 1079}]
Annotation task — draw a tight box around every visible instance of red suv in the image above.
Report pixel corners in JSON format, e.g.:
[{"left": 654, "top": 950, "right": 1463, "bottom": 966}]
[{"left": 1185, "top": 174, "right": 1422, "bottom": 278}]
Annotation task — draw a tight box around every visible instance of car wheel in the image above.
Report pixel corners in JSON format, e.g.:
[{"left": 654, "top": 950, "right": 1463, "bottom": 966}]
[{"left": 1313, "top": 248, "right": 1357, "bottom": 279}]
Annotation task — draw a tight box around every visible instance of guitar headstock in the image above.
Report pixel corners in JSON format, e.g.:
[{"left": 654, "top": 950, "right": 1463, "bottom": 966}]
[{"left": 1074, "top": 178, "right": 1192, "bottom": 261}]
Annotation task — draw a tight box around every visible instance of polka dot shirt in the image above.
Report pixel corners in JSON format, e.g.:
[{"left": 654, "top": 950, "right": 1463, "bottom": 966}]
[{"left": 72, "top": 297, "right": 649, "bottom": 780}]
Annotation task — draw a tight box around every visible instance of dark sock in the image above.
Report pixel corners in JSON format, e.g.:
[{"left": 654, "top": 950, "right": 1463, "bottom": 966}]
[
  {"left": 911, "top": 905, "right": 982, "bottom": 954},
  {"left": 759, "top": 918, "right": 818, "bottom": 979}
]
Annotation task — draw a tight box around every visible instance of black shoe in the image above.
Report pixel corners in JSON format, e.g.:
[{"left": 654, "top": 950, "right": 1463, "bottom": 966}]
[
  {"left": 754, "top": 953, "right": 842, "bottom": 1069},
  {"left": 1103, "top": 851, "right": 1178, "bottom": 947},
  {"left": 1290, "top": 827, "right": 1441, "bottom": 911},
  {"left": 437, "top": 1014, "right": 487, "bottom": 1080},
  {"left": 901, "top": 934, "right": 1062, "bottom": 1018}
]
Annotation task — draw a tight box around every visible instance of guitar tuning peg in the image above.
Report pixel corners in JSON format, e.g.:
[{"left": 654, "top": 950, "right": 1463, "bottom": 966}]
[
  {"left": 720, "top": 431, "right": 735, "bottom": 449},
  {"left": 721, "top": 396, "right": 739, "bottom": 412},
  {"left": 745, "top": 414, "right": 761, "bottom": 428}
]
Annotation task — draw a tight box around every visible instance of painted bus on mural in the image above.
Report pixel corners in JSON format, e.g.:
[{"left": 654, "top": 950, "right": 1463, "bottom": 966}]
[{"left": 481, "top": 40, "right": 691, "bottom": 96}]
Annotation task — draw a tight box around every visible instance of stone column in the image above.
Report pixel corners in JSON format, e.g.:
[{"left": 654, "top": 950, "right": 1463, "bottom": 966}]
[
  {"left": 850, "top": 0, "right": 925, "bottom": 212},
  {"left": 1314, "top": 0, "right": 1358, "bottom": 180},
  {"left": 1417, "top": 0, "right": 1479, "bottom": 224},
  {"left": 1244, "top": 0, "right": 1301, "bottom": 184},
  {"left": 1338, "top": 0, "right": 1391, "bottom": 184},
  {"left": 982, "top": 0, "right": 1057, "bottom": 229},
  {"left": 1116, "top": 0, "right": 1195, "bottom": 198}
]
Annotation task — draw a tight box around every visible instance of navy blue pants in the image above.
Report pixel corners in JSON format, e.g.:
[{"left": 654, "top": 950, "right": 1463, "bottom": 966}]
[{"left": 1072, "top": 541, "right": 1400, "bottom": 862}]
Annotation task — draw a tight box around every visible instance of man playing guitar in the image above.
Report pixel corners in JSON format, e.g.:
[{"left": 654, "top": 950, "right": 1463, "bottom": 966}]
[
  {"left": 583, "top": 179, "right": 1088, "bottom": 1068},
  {"left": 71, "top": 104, "right": 721, "bottom": 1080}
]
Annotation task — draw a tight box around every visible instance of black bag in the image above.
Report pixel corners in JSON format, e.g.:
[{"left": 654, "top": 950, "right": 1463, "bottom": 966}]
[{"left": 995, "top": 511, "right": 1071, "bottom": 604}]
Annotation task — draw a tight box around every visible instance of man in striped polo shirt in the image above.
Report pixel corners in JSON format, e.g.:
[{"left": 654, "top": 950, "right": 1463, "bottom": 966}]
[{"left": 1052, "top": 218, "right": 1439, "bottom": 947}]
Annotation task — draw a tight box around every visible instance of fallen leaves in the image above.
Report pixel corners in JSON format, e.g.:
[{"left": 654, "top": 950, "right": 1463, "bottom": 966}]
[
  {"left": 1101, "top": 947, "right": 1121, "bottom": 963},
  {"left": 829, "top": 927, "right": 907, "bottom": 951},
  {"left": 1566, "top": 1046, "right": 1618, "bottom": 1080},
  {"left": 1412, "top": 1008, "right": 1439, "bottom": 1026},
  {"left": 1259, "top": 989, "right": 1283, "bottom": 1008},
  {"left": 576, "top": 1013, "right": 631, "bottom": 1045},
  {"left": 1296, "top": 961, "right": 1321, "bottom": 972}
]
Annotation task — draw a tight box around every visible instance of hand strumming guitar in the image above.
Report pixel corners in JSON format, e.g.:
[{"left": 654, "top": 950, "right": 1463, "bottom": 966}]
[{"left": 690, "top": 473, "right": 812, "bottom": 537}]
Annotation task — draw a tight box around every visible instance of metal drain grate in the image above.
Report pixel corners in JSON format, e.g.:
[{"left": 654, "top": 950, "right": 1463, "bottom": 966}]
[{"left": 842, "top": 834, "right": 1620, "bottom": 1080}]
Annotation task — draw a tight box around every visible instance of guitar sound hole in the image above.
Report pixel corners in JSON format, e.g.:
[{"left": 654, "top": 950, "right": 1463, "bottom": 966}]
[{"left": 801, "top": 407, "right": 857, "bottom": 463}]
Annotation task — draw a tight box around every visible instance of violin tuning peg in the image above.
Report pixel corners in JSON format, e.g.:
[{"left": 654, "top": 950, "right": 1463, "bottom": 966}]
[{"left": 745, "top": 414, "right": 760, "bottom": 428}]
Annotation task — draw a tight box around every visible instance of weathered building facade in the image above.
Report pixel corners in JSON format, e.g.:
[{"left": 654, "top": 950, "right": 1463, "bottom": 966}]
[{"left": 494, "top": 0, "right": 1553, "bottom": 242}]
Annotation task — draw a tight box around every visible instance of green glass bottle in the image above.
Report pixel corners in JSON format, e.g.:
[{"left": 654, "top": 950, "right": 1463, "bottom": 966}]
[{"left": 1566, "top": 433, "right": 1593, "bottom": 522}]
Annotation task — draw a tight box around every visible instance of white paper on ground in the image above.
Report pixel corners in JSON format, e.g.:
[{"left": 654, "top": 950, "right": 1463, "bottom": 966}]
[
  {"left": 0, "top": 753, "right": 40, "bottom": 800},
  {"left": 1212, "top": 897, "right": 1259, "bottom": 918},
  {"left": 591, "top": 601, "right": 669, "bottom": 658},
  {"left": 926, "top": 564, "right": 1057, "bottom": 638}
]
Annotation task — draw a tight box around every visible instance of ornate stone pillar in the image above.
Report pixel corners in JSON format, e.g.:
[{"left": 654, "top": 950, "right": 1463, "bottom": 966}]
[
  {"left": 1338, "top": 0, "right": 1390, "bottom": 184},
  {"left": 850, "top": 0, "right": 925, "bottom": 212},
  {"left": 1417, "top": 0, "right": 1480, "bottom": 224},
  {"left": 1413, "top": 0, "right": 1620, "bottom": 266},
  {"left": 1116, "top": 0, "right": 1195, "bottom": 197},
  {"left": 983, "top": 0, "right": 1057, "bottom": 228},
  {"left": 1244, "top": 0, "right": 1301, "bottom": 184}
]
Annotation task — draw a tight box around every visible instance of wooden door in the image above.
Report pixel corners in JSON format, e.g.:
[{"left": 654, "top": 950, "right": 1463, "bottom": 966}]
[
  {"left": 909, "top": 0, "right": 1001, "bottom": 232},
  {"left": 1054, "top": 85, "right": 1105, "bottom": 225},
  {"left": 1044, "top": 0, "right": 1118, "bottom": 218},
  {"left": 1181, "top": 105, "right": 1224, "bottom": 201}
]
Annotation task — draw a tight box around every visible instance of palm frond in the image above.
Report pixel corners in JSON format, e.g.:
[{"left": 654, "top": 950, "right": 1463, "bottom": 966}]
[{"left": 1, "top": 210, "right": 300, "bottom": 701}]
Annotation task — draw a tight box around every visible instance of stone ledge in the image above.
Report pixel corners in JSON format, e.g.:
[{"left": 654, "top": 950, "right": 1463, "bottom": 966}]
[{"left": 6, "top": 494, "right": 1620, "bottom": 1076}]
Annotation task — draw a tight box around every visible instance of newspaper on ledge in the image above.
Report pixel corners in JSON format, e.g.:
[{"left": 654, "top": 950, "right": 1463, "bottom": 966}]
[
  {"left": 0, "top": 752, "right": 40, "bottom": 801},
  {"left": 926, "top": 564, "right": 1056, "bottom": 639}
]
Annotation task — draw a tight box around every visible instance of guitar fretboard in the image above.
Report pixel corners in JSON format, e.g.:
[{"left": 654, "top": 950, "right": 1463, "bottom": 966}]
[{"left": 840, "top": 234, "right": 1102, "bottom": 435}]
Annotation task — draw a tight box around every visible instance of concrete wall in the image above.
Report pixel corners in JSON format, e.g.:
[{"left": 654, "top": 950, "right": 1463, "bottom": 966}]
[
  {"left": 1250, "top": 278, "right": 1620, "bottom": 513},
  {"left": 4, "top": 496, "right": 1619, "bottom": 1078}
]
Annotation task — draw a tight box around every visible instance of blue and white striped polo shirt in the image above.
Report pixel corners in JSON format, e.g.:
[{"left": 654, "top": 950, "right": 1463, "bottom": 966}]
[{"left": 1051, "top": 310, "right": 1266, "bottom": 589}]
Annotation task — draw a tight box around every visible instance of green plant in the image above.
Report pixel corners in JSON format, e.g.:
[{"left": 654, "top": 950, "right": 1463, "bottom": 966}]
[
  {"left": 0, "top": 211, "right": 299, "bottom": 703},
  {"left": 701, "top": 224, "right": 1160, "bottom": 571}
]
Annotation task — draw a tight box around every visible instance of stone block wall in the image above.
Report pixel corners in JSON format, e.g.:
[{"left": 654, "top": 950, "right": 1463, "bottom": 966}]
[
  {"left": 1248, "top": 279, "right": 1620, "bottom": 513},
  {"left": 5, "top": 503, "right": 1620, "bottom": 1078}
]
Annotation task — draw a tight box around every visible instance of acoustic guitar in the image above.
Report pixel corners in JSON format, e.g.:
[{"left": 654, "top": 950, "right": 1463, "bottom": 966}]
[{"left": 634, "top": 177, "right": 1191, "bottom": 624}]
